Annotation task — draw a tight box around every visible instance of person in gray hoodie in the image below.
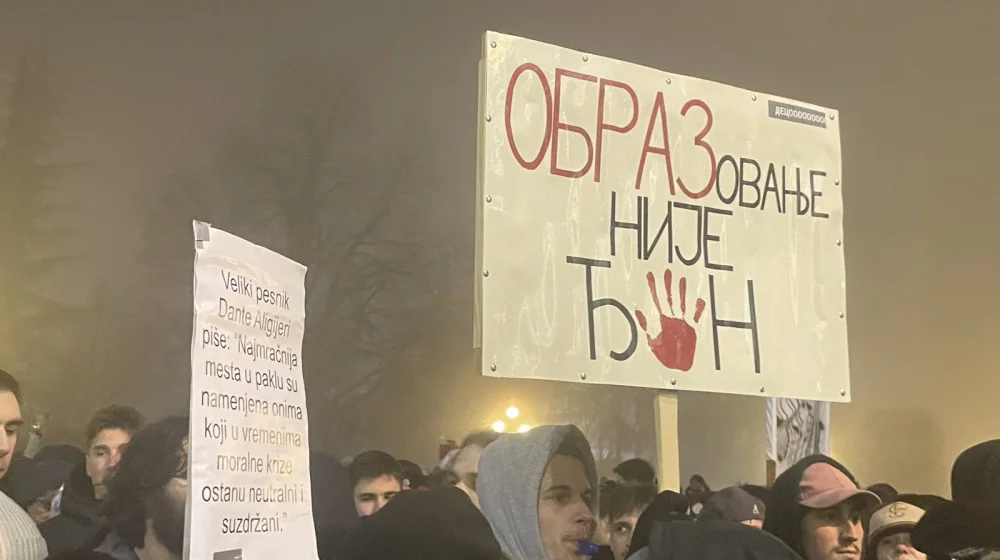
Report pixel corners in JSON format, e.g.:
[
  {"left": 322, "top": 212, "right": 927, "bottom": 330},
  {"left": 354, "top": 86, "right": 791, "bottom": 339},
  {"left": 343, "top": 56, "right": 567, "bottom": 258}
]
[{"left": 477, "top": 425, "right": 598, "bottom": 560}]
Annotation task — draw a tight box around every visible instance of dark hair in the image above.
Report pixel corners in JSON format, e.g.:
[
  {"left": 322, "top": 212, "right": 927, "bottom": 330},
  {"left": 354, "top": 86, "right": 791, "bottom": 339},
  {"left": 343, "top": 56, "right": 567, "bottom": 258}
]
[
  {"left": 0, "top": 368, "right": 23, "bottom": 403},
  {"left": 426, "top": 467, "right": 459, "bottom": 489},
  {"left": 398, "top": 459, "right": 427, "bottom": 489},
  {"left": 613, "top": 458, "right": 656, "bottom": 485},
  {"left": 740, "top": 483, "right": 770, "bottom": 503},
  {"left": 106, "top": 416, "right": 189, "bottom": 550},
  {"left": 599, "top": 479, "right": 620, "bottom": 519},
  {"left": 608, "top": 483, "right": 658, "bottom": 522},
  {"left": 866, "top": 483, "right": 898, "bottom": 505},
  {"left": 348, "top": 450, "right": 403, "bottom": 486},
  {"left": 85, "top": 405, "right": 144, "bottom": 444},
  {"left": 459, "top": 431, "right": 501, "bottom": 451}
]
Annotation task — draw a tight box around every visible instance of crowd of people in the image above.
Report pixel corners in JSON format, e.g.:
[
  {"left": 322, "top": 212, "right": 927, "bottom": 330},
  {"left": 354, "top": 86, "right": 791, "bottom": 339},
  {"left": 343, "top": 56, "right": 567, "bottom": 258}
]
[{"left": 1, "top": 367, "right": 997, "bottom": 560}]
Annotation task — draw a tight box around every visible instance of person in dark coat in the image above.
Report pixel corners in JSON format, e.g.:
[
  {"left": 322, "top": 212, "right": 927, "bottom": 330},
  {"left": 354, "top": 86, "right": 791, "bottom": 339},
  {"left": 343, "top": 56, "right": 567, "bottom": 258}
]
[
  {"left": 40, "top": 406, "right": 143, "bottom": 556},
  {"left": 309, "top": 450, "right": 360, "bottom": 560}
]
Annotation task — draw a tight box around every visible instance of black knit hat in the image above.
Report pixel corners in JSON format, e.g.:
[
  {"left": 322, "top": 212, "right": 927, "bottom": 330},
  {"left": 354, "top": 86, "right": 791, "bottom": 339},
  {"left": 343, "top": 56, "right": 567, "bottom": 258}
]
[
  {"left": 911, "top": 439, "right": 1000, "bottom": 558},
  {"left": 339, "top": 486, "right": 502, "bottom": 560}
]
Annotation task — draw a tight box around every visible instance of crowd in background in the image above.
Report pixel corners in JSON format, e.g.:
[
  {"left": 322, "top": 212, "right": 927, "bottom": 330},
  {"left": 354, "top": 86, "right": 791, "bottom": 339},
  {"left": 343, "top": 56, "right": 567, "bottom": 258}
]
[{"left": 1, "top": 367, "right": 997, "bottom": 560}]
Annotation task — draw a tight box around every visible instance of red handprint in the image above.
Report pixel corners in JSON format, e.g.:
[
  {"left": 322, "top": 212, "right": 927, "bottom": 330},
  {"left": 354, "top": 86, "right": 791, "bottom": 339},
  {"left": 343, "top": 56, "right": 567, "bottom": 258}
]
[{"left": 634, "top": 269, "right": 706, "bottom": 372}]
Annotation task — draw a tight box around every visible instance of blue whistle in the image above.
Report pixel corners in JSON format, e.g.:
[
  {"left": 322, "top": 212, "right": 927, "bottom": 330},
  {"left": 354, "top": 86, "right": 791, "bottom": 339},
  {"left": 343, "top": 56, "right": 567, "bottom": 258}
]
[{"left": 576, "top": 540, "right": 599, "bottom": 556}]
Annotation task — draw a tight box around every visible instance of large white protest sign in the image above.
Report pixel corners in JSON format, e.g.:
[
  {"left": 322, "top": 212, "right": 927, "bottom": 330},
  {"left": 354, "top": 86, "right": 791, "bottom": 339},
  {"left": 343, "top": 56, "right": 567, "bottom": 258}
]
[
  {"left": 188, "top": 222, "right": 318, "bottom": 560},
  {"left": 475, "top": 32, "right": 850, "bottom": 401}
]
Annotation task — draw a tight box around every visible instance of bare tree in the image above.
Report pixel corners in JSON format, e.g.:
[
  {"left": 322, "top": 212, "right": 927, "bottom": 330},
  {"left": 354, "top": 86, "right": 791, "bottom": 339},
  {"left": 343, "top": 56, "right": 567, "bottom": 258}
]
[
  {"left": 96, "top": 169, "right": 226, "bottom": 417},
  {"left": 0, "top": 53, "right": 83, "bottom": 400},
  {"left": 217, "top": 57, "right": 451, "bottom": 451}
]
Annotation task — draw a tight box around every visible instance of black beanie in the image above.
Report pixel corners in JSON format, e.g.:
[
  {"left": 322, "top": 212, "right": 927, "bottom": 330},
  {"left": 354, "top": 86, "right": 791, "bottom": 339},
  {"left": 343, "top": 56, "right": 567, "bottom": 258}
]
[{"left": 339, "top": 487, "right": 502, "bottom": 560}]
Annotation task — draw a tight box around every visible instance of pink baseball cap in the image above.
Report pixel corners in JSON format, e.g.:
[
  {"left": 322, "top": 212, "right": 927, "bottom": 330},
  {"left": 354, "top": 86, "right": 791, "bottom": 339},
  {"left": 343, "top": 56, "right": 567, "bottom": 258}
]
[{"left": 798, "top": 463, "right": 881, "bottom": 510}]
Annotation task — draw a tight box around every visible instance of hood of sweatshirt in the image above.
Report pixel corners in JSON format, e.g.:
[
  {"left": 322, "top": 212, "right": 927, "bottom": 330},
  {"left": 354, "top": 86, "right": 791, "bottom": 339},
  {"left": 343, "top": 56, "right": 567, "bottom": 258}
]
[
  {"left": 477, "top": 425, "right": 598, "bottom": 560},
  {"left": 762, "top": 454, "right": 861, "bottom": 558}
]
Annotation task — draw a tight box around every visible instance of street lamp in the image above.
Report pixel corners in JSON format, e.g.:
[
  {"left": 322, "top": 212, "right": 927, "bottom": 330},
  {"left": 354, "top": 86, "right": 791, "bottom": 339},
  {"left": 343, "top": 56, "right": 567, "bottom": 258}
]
[
  {"left": 518, "top": 424, "right": 532, "bottom": 433},
  {"left": 491, "top": 420, "right": 506, "bottom": 433},
  {"left": 505, "top": 406, "right": 520, "bottom": 420}
]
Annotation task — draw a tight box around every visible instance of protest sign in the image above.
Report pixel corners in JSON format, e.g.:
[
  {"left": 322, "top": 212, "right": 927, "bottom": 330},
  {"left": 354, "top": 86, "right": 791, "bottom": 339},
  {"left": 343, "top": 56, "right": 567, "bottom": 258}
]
[
  {"left": 475, "top": 32, "right": 850, "bottom": 401},
  {"left": 188, "top": 222, "right": 318, "bottom": 560},
  {"left": 766, "top": 397, "right": 831, "bottom": 478}
]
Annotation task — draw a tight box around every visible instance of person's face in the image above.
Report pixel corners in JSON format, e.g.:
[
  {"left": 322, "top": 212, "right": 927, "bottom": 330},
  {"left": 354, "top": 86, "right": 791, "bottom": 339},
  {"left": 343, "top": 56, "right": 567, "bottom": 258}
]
[
  {"left": 800, "top": 501, "right": 864, "bottom": 560},
  {"left": 87, "top": 427, "right": 132, "bottom": 495},
  {"left": 0, "top": 390, "right": 22, "bottom": 479},
  {"left": 743, "top": 519, "right": 764, "bottom": 529},
  {"left": 537, "top": 454, "right": 595, "bottom": 560},
  {"left": 875, "top": 532, "right": 925, "bottom": 560},
  {"left": 608, "top": 510, "right": 641, "bottom": 560},
  {"left": 353, "top": 474, "right": 401, "bottom": 516},
  {"left": 452, "top": 444, "right": 485, "bottom": 506}
]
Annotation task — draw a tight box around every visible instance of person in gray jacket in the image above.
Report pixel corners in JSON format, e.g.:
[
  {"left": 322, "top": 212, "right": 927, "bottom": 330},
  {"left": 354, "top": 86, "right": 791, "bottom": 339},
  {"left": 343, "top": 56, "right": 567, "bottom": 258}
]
[{"left": 478, "top": 425, "right": 598, "bottom": 560}]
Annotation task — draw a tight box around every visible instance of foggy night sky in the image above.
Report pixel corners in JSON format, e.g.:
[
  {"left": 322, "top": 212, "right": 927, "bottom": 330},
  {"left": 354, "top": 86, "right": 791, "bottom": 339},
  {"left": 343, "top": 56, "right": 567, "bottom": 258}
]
[{"left": 2, "top": 0, "right": 998, "bottom": 488}]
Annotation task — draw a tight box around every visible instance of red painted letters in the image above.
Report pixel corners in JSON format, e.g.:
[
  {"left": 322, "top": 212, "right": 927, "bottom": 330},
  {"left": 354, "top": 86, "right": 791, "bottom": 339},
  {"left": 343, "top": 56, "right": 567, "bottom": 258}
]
[{"left": 502, "top": 63, "right": 716, "bottom": 203}]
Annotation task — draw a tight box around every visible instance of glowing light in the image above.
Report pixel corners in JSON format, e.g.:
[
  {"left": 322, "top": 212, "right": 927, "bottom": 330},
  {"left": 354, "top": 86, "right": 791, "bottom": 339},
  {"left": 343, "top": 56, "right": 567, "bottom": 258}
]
[
  {"left": 505, "top": 406, "right": 520, "bottom": 420},
  {"left": 491, "top": 420, "right": 506, "bottom": 433},
  {"left": 518, "top": 424, "right": 532, "bottom": 433}
]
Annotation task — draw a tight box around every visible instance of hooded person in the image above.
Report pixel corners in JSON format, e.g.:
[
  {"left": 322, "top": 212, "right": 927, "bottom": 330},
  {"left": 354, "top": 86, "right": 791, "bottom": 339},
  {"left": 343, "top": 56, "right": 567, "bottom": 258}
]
[
  {"left": 478, "top": 425, "right": 598, "bottom": 560},
  {"left": 911, "top": 439, "right": 1000, "bottom": 559},
  {"left": 763, "top": 455, "right": 880, "bottom": 560}
]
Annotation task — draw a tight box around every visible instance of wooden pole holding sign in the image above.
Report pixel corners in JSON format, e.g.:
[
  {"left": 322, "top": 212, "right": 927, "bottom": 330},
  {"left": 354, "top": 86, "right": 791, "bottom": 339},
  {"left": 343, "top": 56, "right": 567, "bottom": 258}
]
[{"left": 654, "top": 391, "right": 680, "bottom": 492}]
